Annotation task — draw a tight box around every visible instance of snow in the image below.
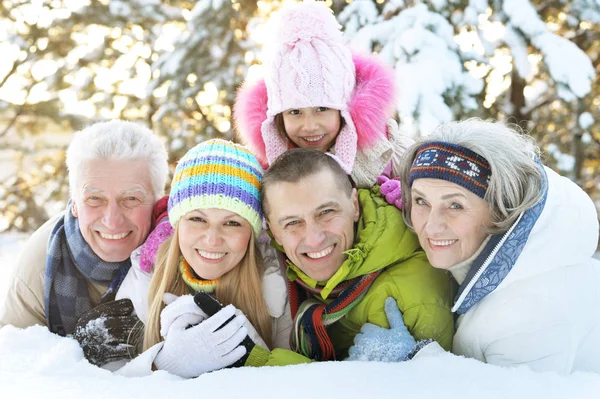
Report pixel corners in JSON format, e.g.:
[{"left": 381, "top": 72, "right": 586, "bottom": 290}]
[
  {"left": 547, "top": 143, "right": 576, "bottom": 172},
  {"left": 1, "top": 325, "right": 599, "bottom": 399},
  {"left": 579, "top": 112, "right": 594, "bottom": 130},
  {"left": 502, "top": 0, "right": 595, "bottom": 100},
  {"left": 0, "top": 233, "right": 28, "bottom": 301},
  {"left": 345, "top": 3, "right": 483, "bottom": 136},
  {"left": 504, "top": 24, "right": 531, "bottom": 78}
]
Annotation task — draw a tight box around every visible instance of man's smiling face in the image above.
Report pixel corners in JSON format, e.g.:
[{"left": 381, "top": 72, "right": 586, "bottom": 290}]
[
  {"left": 72, "top": 158, "right": 154, "bottom": 262},
  {"left": 265, "top": 169, "right": 359, "bottom": 282}
]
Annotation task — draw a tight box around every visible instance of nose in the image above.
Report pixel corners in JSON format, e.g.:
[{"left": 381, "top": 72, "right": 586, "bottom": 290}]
[
  {"left": 203, "top": 225, "right": 224, "bottom": 247},
  {"left": 303, "top": 221, "right": 325, "bottom": 248},
  {"left": 102, "top": 202, "right": 125, "bottom": 230},
  {"left": 424, "top": 208, "right": 447, "bottom": 236},
  {"left": 303, "top": 114, "right": 318, "bottom": 132}
]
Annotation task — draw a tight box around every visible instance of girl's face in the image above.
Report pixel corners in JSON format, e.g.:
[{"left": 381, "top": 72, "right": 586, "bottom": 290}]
[
  {"left": 178, "top": 208, "right": 252, "bottom": 280},
  {"left": 281, "top": 107, "right": 341, "bottom": 152}
]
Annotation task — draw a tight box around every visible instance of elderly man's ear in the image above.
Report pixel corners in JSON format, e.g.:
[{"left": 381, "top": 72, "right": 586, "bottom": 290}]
[{"left": 71, "top": 201, "right": 79, "bottom": 218}]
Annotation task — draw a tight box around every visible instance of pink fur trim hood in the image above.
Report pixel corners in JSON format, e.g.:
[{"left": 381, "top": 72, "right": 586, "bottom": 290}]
[{"left": 233, "top": 52, "right": 396, "bottom": 169}]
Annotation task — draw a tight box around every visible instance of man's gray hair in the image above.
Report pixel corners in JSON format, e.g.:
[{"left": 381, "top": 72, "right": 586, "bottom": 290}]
[
  {"left": 399, "top": 118, "right": 544, "bottom": 234},
  {"left": 66, "top": 120, "right": 169, "bottom": 200}
]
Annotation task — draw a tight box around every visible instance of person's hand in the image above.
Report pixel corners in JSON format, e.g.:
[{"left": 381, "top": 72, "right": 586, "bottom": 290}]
[
  {"left": 73, "top": 298, "right": 143, "bottom": 367},
  {"left": 233, "top": 308, "right": 268, "bottom": 350},
  {"left": 193, "top": 291, "right": 265, "bottom": 368},
  {"left": 154, "top": 304, "right": 248, "bottom": 377},
  {"left": 160, "top": 293, "right": 207, "bottom": 338},
  {"left": 347, "top": 297, "right": 416, "bottom": 362},
  {"left": 377, "top": 175, "right": 402, "bottom": 209}
]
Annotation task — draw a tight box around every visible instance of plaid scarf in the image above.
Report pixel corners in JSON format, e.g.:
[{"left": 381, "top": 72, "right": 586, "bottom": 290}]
[
  {"left": 44, "top": 201, "right": 131, "bottom": 336},
  {"left": 289, "top": 269, "right": 382, "bottom": 361}
]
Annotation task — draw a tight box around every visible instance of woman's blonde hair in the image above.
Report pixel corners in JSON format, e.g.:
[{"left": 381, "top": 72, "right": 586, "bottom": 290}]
[{"left": 143, "top": 225, "right": 272, "bottom": 350}]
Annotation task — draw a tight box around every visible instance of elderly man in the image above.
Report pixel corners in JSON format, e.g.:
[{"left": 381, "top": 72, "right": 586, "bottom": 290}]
[
  {"left": 236, "top": 148, "right": 454, "bottom": 366},
  {"left": 0, "top": 120, "right": 168, "bottom": 355}
]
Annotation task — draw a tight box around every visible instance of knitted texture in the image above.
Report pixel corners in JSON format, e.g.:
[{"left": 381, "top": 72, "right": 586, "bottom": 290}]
[
  {"left": 45, "top": 202, "right": 131, "bottom": 335},
  {"left": 235, "top": 53, "right": 395, "bottom": 176},
  {"left": 168, "top": 139, "right": 264, "bottom": 236},
  {"left": 179, "top": 257, "right": 218, "bottom": 293},
  {"left": 260, "top": 0, "right": 357, "bottom": 172},
  {"left": 139, "top": 219, "right": 173, "bottom": 272},
  {"left": 408, "top": 142, "right": 491, "bottom": 198},
  {"left": 288, "top": 270, "right": 382, "bottom": 361}
]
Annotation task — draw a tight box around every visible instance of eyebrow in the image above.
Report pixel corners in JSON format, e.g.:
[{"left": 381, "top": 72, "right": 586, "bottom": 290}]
[
  {"left": 412, "top": 188, "right": 467, "bottom": 200},
  {"left": 82, "top": 187, "right": 149, "bottom": 196},
  {"left": 316, "top": 201, "right": 340, "bottom": 211},
  {"left": 122, "top": 188, "right": 149, "bottom": 196},
  {"left": 191, "top": 209, "right": 241, "bottom": 220},
  {"left": 82, "top": 187, "right": 103, "bottom": 194},
  {"left": 276, "top": 201, "right": 340, "bottom": 225}
]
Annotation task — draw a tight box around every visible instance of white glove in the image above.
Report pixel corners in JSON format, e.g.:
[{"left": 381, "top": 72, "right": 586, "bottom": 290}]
[
  {"left": 234, "top": 308, "right": 268, "bottom": 350},
  {"left": 160, "top": 293, "right": 208, "bottom": 338},
  {"left": 154, "top": 304, "right": 248, "bottom": 378}
]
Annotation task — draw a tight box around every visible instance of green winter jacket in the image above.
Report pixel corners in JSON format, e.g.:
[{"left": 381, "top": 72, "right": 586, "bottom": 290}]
[{"left": 246, "top": 187, "right": 455, "bottom": 367}]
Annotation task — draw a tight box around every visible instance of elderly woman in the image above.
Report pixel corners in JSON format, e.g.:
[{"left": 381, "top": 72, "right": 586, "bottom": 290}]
[{"left": 348, "top": 119, "right": 600, "bottom": 374}]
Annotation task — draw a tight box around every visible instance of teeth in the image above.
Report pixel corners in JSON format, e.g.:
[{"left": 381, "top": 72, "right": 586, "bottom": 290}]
[
  {"left": 100, "top": 232, "right": 131, "bottom": 240},
  {"left": 197, "top": 249, "right": 226, "bottom": 260},
  {"left": 305, "top": 245, "right": 334, "bottom": 259},
  {"left": 303, "top": 135, "right": 324, "bottom": 142},
  {"left": 430, "top": 239, "right": 457, "bottom": 246}
]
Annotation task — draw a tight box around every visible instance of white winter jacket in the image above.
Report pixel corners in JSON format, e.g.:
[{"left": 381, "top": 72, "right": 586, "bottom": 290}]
[{"left": 449, "top": 166, "right": 600, "bottom": 374}]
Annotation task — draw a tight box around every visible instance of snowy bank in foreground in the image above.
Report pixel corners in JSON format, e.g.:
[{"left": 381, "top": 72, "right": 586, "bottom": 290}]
[{"left": 1, "top": 326, "right": 599, "bottom": 399}]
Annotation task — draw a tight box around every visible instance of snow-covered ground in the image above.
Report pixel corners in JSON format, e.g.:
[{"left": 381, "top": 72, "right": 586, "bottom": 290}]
[
  {"left": 0, "top": 233, "right": 29, "bottom": 301},
  {"left": 1, "top": 233, "right": 600, "bottom": 398},
  {"left": 1, "top": 324, "right": 600, "bottom": 399}
]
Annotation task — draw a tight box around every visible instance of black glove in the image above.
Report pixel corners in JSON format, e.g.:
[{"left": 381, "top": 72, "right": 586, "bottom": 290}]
[
  {"left": 193, "top": 291, "right": 255, "bottom": 368},
  {"left": 73, "top": 298, "right": 144, "bottom": 367}
]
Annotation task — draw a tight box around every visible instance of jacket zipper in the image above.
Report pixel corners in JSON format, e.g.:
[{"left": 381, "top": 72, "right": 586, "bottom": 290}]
[{"left": 452, "top": 212, "right": 523, "bottom": 312}]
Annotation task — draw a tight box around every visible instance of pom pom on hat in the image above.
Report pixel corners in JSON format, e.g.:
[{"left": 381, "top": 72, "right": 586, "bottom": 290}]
[
  {"left": 272, "top": 0, "right": 344, "bottom": 46},
  {"left": 168, "top": 139, "right": 264, "bottom": 236}
]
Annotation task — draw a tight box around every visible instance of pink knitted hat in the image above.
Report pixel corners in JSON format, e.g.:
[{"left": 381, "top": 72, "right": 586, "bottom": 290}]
[{"left": 261, "top": 0, "right": 357, "bottom": 173}]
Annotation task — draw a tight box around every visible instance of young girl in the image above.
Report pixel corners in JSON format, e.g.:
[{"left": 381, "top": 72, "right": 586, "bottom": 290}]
[
  {"left": 115, "top": 139, "right": 291, "bottom": 377},
  {"left": 234, "top": 0, "right": 412, "bottom": 197}
]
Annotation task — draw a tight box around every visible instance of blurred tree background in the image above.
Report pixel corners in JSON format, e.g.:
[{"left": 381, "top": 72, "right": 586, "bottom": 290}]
[{"left": 0, "top": 0, "right": 598, "bottom": 233}]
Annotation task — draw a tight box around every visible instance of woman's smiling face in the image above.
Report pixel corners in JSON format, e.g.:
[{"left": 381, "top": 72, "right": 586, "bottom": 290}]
[
  {"left": 178, "top": 208, "right": 252, "bottom": 280},
  {"left": 410, "top": 179, "right": 492, "bottom": 269}
]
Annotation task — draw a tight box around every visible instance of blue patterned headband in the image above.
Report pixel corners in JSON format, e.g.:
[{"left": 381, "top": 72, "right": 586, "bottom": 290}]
[{"left": 408, "top": 141, "right": 491, "bottom": 198}]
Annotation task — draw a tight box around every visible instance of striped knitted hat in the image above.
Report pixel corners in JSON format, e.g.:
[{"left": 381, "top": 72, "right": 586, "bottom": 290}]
[
  {"left": 408, "top": 141, "right": 492, "bottom": 198},
  {"left": 168, "top": 139, "right": 264, "bottom": 236}
]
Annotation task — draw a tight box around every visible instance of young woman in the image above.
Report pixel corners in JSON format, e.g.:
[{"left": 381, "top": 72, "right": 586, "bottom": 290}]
[{"left": 116, "top": 139, "right": 292, "bottom": 378}]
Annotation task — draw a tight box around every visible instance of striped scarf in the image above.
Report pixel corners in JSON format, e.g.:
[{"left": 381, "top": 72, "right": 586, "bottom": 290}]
[
  {"left": 179, "top": 256, "right": 219, "bottom": 293},
  {"left": 289, "top": 270, "right": 382, "bottom": 361},
  {"left": 44, "top": 201, "right": 131, "bottom": 336}
]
